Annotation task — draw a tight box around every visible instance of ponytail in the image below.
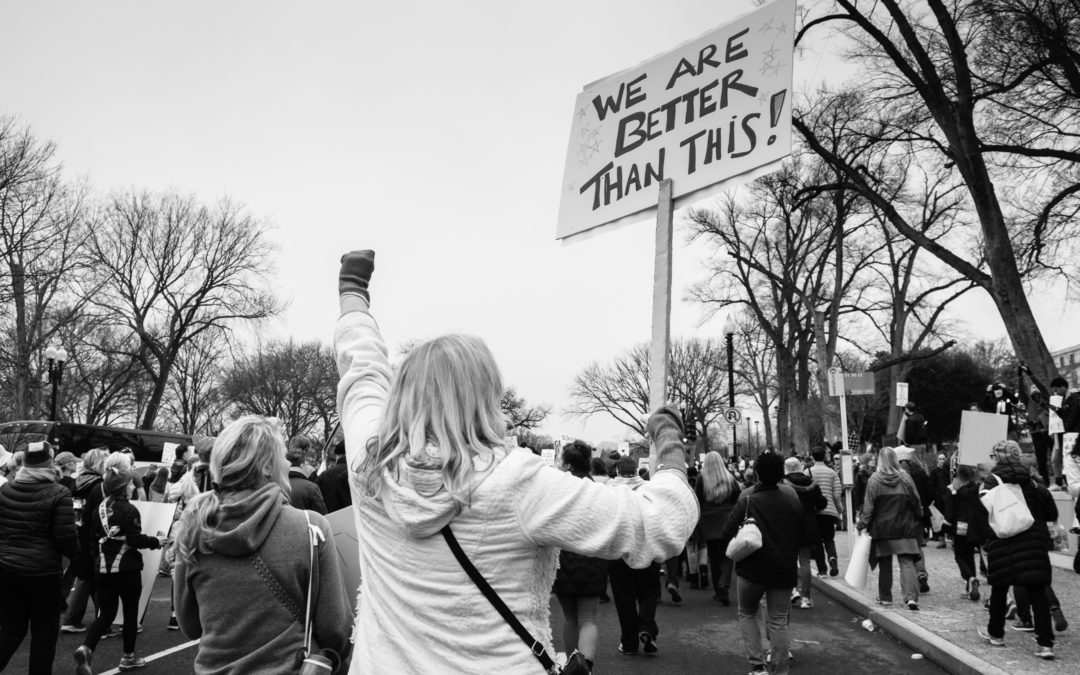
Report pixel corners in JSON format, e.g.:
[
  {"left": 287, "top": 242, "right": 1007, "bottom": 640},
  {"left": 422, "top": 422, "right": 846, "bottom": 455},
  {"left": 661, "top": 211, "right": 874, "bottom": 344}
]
[{"left": 175, "top": 490, "right": 222, "bottom": 564}]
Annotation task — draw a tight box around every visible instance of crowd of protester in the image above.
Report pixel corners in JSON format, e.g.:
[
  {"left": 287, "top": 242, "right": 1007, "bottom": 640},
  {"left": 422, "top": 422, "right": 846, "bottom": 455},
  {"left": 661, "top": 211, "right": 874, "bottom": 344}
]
[{"left": 0, "top": 249, "right": 1078, "bottom": 674}]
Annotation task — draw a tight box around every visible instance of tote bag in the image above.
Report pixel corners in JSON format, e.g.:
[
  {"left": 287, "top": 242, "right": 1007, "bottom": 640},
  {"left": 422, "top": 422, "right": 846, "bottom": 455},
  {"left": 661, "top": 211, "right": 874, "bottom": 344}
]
[
  {"left": 726, "top": 492, "right": 762, "bottom": 562},
  {"left": 979, "top": 474, "right": 1034, "bottom": 539},
  {"left": 844, "top": 532, "right": 872, "bottom": 588}
]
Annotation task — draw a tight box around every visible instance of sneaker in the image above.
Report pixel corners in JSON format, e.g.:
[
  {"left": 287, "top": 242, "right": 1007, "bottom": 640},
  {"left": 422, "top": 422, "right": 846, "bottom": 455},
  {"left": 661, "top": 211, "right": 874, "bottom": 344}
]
[
  {"left": 666, "top": 583, "right": 682, "bottom": 604},
  {"left": 167, "top": 616, "right": 179, "bottom": 631},
  {"left": 983, "top": 598, "right": 991, "bottom": 611},
  {"left": 1005, "top": 600, "right": 1018, "bottom": 620},
  {"left": 829, "top": 557, "right": 839, "bottom": 577},
  {"left": 1049, "top": 484, "right": 1065, "bottom": 492},
  {"left": 102, "top": 628, "right": 119, "bottom": 639},
  {"left": 1035, "top": 645, "right": 1055, "bottom": 660},
  {"left": 74, "top": 646, "right": 93, "bottom": 675},
  {"left": 917, "top": 576, "right": 930, "bottom": 594},
  {"left": 640, "top": 631, "right": 657, "bottom": 655},
  {"left": 1011, "top": 619, "right": 1035, "bottom": 632},
  {"left": 816, "top": 572, "right": 829, "bottom": 579},
  {"left": 716, "top": 585, "right": 730, "bottom": 606},
  {"left": 876, "top": 598, "right": 893, "bottom": 606},
  {"left": 118, "top": 653, "right": 147, "bottom": 671},
  {"left": 618, "top": 644, "right": 639, "bottom": 656},
  {"left": 978, "top": 628, "right": 1005, "bottom": 646},
  {"left": 791, "top": 588, "right": 801, "bottom": 605},
  {"left": 907, "top": 600, "right": 919, "bottom": 611},
  {"left": 799, "top": 598, "right": 814, "bottom": 609},
  {"left": 1051, "top": 606, "right": 1068, "bottom": 632},
  {"left": 60, "top": 623, "right": 87, "bottom": 633},
  {"left": 969, "top": 579, "right": 981, "bottom": 602}
]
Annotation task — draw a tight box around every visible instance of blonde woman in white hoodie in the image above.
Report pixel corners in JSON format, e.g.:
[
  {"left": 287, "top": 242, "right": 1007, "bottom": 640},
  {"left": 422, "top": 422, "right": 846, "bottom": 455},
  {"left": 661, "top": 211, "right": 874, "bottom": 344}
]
[{"left": 335, "top": 251, "right": 698, "bottom": 674}]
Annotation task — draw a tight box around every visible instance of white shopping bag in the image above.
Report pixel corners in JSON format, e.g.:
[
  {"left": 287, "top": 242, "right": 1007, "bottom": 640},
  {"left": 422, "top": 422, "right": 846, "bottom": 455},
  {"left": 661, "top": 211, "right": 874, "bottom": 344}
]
[{"left": 844, "top": 533, "right": 873, "bottom": 588}]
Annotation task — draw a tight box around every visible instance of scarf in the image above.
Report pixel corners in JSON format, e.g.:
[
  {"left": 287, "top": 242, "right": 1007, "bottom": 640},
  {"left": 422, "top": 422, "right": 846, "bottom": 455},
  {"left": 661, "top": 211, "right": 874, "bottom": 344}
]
[{"left": 15, "top": 466, "right": 60, "bottom": 484}]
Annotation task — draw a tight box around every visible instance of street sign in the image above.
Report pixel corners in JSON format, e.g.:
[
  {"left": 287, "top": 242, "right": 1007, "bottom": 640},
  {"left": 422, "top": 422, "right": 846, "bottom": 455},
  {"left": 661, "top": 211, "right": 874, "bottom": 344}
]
[
  {"left": 828, "top": 369, "right": 875, "bottom": 397},
  {"left": 724, "top": 407, "right": 743, "bottom": 425},
  {"left": 827, "top": 366, "right": 844, "bottom": 397},
  {"left": 896, "top": 382, "right": 909, "bottom": 407}
]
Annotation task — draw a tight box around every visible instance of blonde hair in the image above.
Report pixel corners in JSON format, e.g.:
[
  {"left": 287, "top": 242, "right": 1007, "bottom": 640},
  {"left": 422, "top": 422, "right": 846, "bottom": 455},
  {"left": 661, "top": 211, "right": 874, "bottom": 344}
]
[
  {"left": 700, "top": 451, "right": 737, "bottom": 502},
  {"left": 358, "top": 334, "right": 506, "bottom": 505},
  {"left": 176, "top": 416, "right": 290, "bottom": 563},
  {"left": 82, "top": 448, "right": 108, "bottom": 474},
  {"left": 877, "top": 446, "right": 901, "bottom": 477}
]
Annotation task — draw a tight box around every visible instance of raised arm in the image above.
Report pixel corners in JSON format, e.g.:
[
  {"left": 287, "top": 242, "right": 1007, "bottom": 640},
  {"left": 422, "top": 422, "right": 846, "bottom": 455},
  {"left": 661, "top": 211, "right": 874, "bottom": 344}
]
[{"left": 334, "top": 251, "right": 392, "bottom": 486}]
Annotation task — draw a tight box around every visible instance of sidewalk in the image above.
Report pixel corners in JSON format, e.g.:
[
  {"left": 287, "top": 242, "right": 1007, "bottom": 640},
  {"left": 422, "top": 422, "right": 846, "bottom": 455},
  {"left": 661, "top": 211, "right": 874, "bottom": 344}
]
[{"left": 812, "top": 532, "right": 1079, "bottom": 675}]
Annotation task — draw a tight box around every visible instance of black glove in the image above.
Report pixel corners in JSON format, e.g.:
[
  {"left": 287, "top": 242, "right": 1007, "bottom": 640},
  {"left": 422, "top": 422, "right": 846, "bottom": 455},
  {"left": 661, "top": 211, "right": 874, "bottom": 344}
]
[{"left": 339, "top": 250, "right": 375, "bottom": 302}]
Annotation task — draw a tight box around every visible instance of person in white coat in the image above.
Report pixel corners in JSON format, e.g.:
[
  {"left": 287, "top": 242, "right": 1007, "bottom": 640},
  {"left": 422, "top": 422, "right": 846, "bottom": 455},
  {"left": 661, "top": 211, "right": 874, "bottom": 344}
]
[{"left": 334, "top": 250, "right": 699, "bottom": 674}]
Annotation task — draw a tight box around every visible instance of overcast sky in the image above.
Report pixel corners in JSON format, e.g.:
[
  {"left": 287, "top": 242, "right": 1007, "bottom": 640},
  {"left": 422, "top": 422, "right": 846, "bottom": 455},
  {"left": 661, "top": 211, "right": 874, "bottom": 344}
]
[{"left": 1, "top": 0, "right": 1071, "bottom": 443}]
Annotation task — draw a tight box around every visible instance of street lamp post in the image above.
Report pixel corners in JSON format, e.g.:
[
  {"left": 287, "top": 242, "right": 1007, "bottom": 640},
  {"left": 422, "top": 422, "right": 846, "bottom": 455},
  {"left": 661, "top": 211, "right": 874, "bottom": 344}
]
[
  {"left": 755, "top": 420, "right": 760, "bottom": 454},
  {"left": 723, "top": 315, "right": 737, "bottom": 456},
  {"left": 746, "top": 417, "right": 752, "bottom": 456},
  {"left": 45, "top": 344, "right": 69, "bottom": 422}
]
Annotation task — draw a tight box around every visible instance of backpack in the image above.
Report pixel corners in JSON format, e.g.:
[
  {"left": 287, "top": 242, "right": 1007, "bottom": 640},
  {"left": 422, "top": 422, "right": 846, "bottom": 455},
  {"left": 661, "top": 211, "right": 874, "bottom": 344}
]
[{"left": 979, "top": 474, "right": 1034, "bottom": 539}]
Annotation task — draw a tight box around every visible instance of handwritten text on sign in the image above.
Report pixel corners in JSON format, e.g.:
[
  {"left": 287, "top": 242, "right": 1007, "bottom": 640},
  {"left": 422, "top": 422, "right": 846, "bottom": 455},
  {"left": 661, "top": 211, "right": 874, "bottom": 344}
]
[{"left": 556, "top": 0, "right": 795, "bottom": 239}]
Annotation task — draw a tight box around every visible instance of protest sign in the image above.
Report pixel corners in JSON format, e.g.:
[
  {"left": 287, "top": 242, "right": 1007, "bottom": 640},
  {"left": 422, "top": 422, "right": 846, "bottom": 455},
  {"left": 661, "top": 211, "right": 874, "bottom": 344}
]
[
  {"left": 1050, "top": 395, "right": 1065, "bottom": 434},
  {"left": 160, "top": 441, "right": 178, "bottom": 465},
  {"left": 557, "top": 0, "right": 795, "bottom": 239},
  {"left": 896, "top": 382, "right": 909, "bottom": 408},
  {"left": 117, "top": 501, "right": 176, "bottom": 623},
  {"left": 957, "top": 410, "right": 1009, "bottom": 466},
  {"left": 541, "top": 448, "right": 557, "bottom": 467}
]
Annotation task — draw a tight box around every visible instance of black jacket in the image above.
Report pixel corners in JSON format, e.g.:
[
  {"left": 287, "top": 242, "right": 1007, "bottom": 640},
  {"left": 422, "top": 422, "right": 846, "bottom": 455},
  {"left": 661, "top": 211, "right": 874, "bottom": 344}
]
[
  {"left": 941, "top": 482, "right": 988, "bottom": 543},
  {"left": 785, "top": 472, "right": 826, "bottom": 546},
  {"left": 898, "top": 412, "right": 927, "bottom": 444},
  {"left": 720, "top": 483, "right": 803, "bottom": 588},
  {"left": 288, "top": 469, "right": 327, "bottom": 515},
  {"left": 0, "top": 476, "right": 80, "bottom": 577},
  {"left": 904, "top": 462, "right": 934, "bottom": 529},
  {"left": 72, "top": 472, "right": 105, "bottom": 579},
  {"left": 316, "top": 460, "right": 352, "bottom": 513},
  {"left": 852, "top": 469, "right": 870, "bottom": 516},
  {"left": 92, "top": 495, "right": 160, "bottom": 573},
  {"left": 980, "top": 461, "right": 1056, "bottom": 587}
]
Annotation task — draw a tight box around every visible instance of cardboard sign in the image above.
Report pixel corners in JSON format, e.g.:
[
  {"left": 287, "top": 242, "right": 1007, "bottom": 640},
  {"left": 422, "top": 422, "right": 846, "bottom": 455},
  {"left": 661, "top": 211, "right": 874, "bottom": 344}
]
[
  {"left": 556, "top": 0, "right": 796, "bottom": 239},
  {"left": 896, "top": 382, "right": 909, "bottom": 408},
  {"left": 1049, "top": 410, "right": 1064, "bottom": 434},
  {"left": 957, "top": 410, "right": 1010, "bottom": 466},
  {"left": 618, "top": 441, "right": 630, "bottom": 456},
  {"left": 541, "top": 448, "right": 557, "bottom": 468}
]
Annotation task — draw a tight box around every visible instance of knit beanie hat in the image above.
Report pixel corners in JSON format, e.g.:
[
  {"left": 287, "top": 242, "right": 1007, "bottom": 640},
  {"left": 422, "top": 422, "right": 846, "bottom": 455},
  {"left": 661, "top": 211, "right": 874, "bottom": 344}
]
[{"left": 24, "top": 441, "right": 54, "bottom": 468}]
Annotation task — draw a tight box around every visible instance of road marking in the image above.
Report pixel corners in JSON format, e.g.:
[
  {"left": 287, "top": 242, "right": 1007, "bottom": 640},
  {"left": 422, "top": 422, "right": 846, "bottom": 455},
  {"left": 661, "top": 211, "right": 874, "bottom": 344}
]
[{"left": 98, "top": 639, "right": 199, "bottom": 675}]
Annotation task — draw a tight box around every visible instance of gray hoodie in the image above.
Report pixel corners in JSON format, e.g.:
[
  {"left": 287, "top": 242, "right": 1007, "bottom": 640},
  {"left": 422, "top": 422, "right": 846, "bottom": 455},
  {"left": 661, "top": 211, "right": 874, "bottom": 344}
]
[{"left": 173, "top": 483, "right": 351, "bottom": 674}]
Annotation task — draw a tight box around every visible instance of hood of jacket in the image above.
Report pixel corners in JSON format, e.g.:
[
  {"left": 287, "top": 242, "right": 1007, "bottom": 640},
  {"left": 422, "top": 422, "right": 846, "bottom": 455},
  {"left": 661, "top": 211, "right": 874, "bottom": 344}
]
[
  {"left": 374, "top": 446, "right": 512, "bottom": 539},
  {"left": 611, "top": 474, "right": 645, "bottom": 490},
  {"left": 203, "top": 483, "right": 287, "bottom": 557},
  {"left": 785, "top": 472, "right": 814, "bottom": 489},
  {"left": 991, "top": 460, "right": 1031, "bottom": 486},
  {"left": 74, "top": 471, "right": 103, "bottom": 497},
  {"left": 873, "top": 470, "right": 903, "bottom": 488}
]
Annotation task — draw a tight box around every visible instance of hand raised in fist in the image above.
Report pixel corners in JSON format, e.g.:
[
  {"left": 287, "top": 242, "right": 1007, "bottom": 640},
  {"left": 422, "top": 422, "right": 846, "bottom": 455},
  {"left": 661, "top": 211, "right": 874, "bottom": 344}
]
[{"left": 339, "top": 250, "right": 375, "bottom": 302}]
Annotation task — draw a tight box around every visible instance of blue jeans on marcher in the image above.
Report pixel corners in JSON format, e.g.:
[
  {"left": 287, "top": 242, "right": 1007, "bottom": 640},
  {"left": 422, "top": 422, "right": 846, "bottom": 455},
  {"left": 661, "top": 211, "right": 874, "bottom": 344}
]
[{"left": 736, "top": 575, "right": 791, "bottom": 675}]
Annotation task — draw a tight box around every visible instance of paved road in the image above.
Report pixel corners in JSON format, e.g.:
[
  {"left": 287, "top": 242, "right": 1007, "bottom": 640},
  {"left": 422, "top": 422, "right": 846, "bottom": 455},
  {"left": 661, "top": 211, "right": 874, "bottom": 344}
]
[{"left": 15, "top": 573, "right": 943, "bottom": 674}]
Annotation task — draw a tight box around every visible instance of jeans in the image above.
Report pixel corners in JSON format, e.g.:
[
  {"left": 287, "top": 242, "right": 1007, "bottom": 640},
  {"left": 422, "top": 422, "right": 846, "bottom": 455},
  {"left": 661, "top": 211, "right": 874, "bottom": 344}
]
[
  {"left": 736, "top": 576, "right": 791, "bottom": 675},
  {"left": 84, "top": 571, "right": 142, "bottom": 654},
  {"left": 954, "top": 535, "right": 976, "bottom": 580},
  {"left": 877, "top": 554, "right": 918, "bottom": 603},
  {"left": 796, "top": 546, "right": 813, "bottom": 599},
  {"left": 609, "top": 559, "right": 660, "bottom": 650},
  {"left": 990, "top": 583, "right": 1053, "bottom": 647},
  {"left": 0, "top": 568, "right": 63, "bottom": 675},
  {"left": 705, "top": 538, "right": 733, "bottom": 593},
  {"left": 816, "top": 515, "right": 838, "bottom": 571},
  {"left": 62, "top": 575, "right": 97, "bottom": 626}
]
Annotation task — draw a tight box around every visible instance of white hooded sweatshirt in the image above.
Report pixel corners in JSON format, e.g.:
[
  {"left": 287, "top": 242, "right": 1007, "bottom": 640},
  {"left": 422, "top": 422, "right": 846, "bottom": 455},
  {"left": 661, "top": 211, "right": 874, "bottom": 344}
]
[{"left": 335, "top": 308, "right": 698, "bottom": 674}]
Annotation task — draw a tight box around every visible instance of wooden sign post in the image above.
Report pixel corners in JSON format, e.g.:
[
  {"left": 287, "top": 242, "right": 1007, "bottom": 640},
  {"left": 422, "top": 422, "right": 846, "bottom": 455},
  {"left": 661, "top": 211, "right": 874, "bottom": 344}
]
[{"left": 648, "top": 179, "right": 674, "bottom": 414}]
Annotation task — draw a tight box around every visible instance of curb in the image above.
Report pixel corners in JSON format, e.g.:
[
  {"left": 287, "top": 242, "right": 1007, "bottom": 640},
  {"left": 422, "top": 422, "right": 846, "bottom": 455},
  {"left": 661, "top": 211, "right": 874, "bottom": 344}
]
[{"left": 811, "top": 576, "right": 1010, "bottom": 675}]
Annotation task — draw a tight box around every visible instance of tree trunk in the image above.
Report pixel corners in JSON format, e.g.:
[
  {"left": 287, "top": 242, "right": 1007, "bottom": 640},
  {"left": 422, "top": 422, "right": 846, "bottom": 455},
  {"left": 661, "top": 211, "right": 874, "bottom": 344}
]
[{"left": 139, "top": 359, "right": 174, "bottom": 430}]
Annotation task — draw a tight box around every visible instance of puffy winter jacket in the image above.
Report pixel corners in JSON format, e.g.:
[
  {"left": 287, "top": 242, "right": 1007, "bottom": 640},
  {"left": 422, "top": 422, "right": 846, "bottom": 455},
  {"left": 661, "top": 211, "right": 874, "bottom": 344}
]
[
  {"left": 979, "top": 462, "right": 1056, "bottom": 587},
  {"left": 808, "top": 464, "right": 843, "bottom": 520},
  {"left": 0, "top": 475, "right": 80, "bottom": 576}
]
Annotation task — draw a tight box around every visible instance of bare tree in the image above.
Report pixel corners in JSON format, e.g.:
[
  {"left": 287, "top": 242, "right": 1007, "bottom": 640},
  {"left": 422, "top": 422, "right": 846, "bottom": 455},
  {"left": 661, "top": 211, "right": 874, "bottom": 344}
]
[
  {"left": 501, "top": 387, "right": 551, "bottom": 433},
  {"left": 84, "top": 190, "right": 282, "bottom": 429},
  {"left": 567, "top": 338, "right": 729, "bottom": 443},
  {"left": 161, "top": 330, "right": 231, "bottom": 435},
  {"left": 795, "top": 0, "right": 1080, "bottom": 383},
  {"left": 0, "top": 118, "right": 91, "bottom": 420},
  {"left": 56, "top": 321, "right": 145, "bottom": 426}
]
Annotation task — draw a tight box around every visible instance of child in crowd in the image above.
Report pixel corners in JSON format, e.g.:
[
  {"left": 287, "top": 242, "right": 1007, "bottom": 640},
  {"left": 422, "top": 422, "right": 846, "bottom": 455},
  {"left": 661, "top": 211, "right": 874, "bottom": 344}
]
[{"left": 943, "top": 464, "right": 985, "bottom": 601}]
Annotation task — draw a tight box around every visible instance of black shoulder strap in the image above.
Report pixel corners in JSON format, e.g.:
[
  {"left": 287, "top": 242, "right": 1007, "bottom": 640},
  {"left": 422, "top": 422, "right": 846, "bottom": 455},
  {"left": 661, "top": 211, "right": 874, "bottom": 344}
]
[{"left": 441, "top": 526, "right": 558, "bottom": 674}]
